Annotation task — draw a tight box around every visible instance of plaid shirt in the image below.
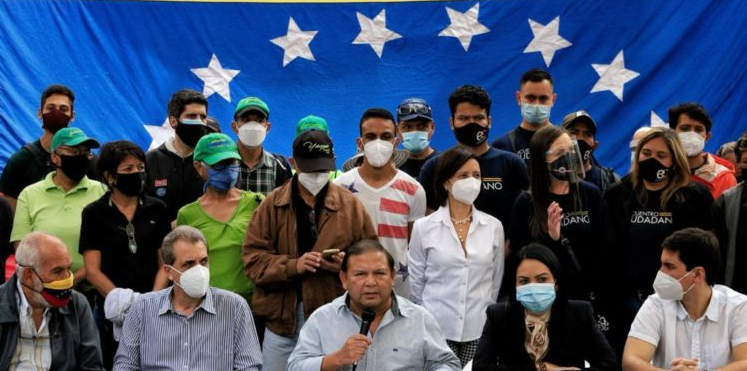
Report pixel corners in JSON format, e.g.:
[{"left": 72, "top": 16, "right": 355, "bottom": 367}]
[{"left": 236, "top": 149, "right": 288, "bottom": 195}]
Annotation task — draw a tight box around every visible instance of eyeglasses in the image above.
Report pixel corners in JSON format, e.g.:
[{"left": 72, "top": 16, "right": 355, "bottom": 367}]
[
  {"left": 124, "top": 223, "right": 137, "bottom": 254},
  {"left": 397, "top": 102, "right": 431, "bottom": 117},
  {"left": 204, "top": 160, "right": 239, "bottom": 171},
  {"left": 308, "top": 209, "right": 318, "bottom": 240}
]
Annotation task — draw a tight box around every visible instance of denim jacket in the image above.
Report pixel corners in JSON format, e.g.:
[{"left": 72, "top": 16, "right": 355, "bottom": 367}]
[{"left": 0, "top": 275, "right": 104, "bottom": 371}]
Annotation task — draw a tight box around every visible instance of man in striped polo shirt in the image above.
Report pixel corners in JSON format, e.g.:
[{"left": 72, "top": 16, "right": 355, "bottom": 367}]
[
  {"left": 334, "top": 108, "right": 426, "bottom": 299},
  {"left": 114, "top": 226, "right": 262, "bottom": 371}
]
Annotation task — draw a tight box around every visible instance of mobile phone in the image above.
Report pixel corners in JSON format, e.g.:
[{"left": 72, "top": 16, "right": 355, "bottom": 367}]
[{"left": 322, "top": 248, "right": 341, "bottom": 259}]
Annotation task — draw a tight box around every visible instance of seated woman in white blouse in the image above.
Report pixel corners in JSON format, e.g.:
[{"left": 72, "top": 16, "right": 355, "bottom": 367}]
[{"left": 408, "top": 145, "right": 505, "bottom": 367}]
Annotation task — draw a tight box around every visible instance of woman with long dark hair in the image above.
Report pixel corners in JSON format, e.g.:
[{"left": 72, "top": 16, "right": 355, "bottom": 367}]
[
  {"left": 600, "top": 127, "right": 713, "bottom": 357},
  {"left": 510, "top": 125, "right": 604, "bottom": 301},
  {"left": 473, "top": 243, "right": 618, "bottom": 371},
  {"left": 409, "top": 145, "right": 505, "bottom": 367}
]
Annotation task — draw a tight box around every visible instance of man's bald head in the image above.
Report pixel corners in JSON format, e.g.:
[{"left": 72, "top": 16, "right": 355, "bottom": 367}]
[{"left": 15, "top": 232, "right": 70, "bottom": 273}]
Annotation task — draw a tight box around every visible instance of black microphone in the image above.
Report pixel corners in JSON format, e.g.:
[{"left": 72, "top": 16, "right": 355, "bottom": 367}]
[{"left": 352, "top": 308, "right": 376, "bottom": 371}]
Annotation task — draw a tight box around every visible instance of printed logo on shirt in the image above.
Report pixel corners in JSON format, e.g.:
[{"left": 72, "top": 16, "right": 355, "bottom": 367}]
[
  {"left": 630, "top": 211, "right": 673, "bottom": 224},
  {"left": 482, "top": 177, "right": 503, "bottom": 191},
  {"left": 561, "top": 211, "right": 590, "bottom": 226},
  {"left": 517, "top": 148, "right": 530, "bottom": 161},
  {"left": 154, "top": 178, "right": 167, "bottom": 187},
  {"left": 156, "top": 188, "right": 167, "bottom": 197}
]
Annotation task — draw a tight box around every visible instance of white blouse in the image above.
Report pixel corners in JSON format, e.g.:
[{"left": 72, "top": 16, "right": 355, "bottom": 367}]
[{"left": 408, "top": 204, "right": 505, "bottom": 342}]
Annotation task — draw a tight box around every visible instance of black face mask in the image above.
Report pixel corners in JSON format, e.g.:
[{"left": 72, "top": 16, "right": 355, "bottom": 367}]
[
  {"left": 638, "top": 157, "right": 671, "bottom": 183},
  {"left": 41, "top": 109, "right": 72, "bottom": 134},
  {"left": 547, "top": 154, "right": 577, "bottom": 181},
  {"left": 115, "top": 172, "right": 146, "bottom": 197},
  {"left": 57, "top": 154, "right": 89, "bottom": 182},
  {"left": 454, "top": 122, "right": 489, "bottom": 147},
  {"left": 576, "top": 140, "right": 593, "bottom": 163},
  {"left": 176, "top": 122, "right": 209, "bottom": 148}
]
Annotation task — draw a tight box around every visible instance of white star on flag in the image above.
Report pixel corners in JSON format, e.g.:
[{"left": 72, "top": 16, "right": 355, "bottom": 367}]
[
  {"left": 439, "top": 3, "right": 490, "bottom": 51},
  {"left": 271, "top": 17, "right": 318, "bottom": 67},
  {"left": 352, "top": 10, "right": 402, "bottom": 58},
  {"left": 523, "top": 16, "right": 572, "bottom": 67},
  {"left": 591, "top": 50, "right": 640, "bottom": 101},
  {"left": 650, "top": 111, "right": 668, "bottom": 127},
  {"left": 191, "top": 54, "right": 240, "bottom": 102},
  {"left": 143, "top": 118, "right": 174, "bottom": 150}
]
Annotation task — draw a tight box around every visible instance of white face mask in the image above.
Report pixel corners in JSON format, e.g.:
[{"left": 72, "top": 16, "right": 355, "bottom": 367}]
[
  {"left": 170, "top": 264, "right": 210, "bottom": 299},
  {"left": 363, "top": 139, "right": 394, "bottom": 168},
  {"left": 652, "top": 269, "right": 694, "bottom": 301},
  {"left": 298, "top": 172, "right": 329, "bottom": 196},
  {"left": 238, "top": 122, "right": 267, "bottom": 148},
  {"left": 677, "top": 131, "right": 705, "bottom": 157},
  {"left": 449, "top": 177, "right": 481, "bottom": 205}
]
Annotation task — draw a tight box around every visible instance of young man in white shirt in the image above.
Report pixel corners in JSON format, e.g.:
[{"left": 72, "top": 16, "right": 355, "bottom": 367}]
[
  {"left": 334, "top": 108, "right": 426, "bottom": 298},
  {"left": 623, "top": 228, "right": 747, "bottom": 371}
]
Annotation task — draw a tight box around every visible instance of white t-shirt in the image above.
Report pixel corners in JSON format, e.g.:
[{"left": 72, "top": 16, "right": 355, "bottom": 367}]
[
  {"left": 628, "top": 285, "right": 747, "bottom": 370},
  {"left": 334, "top": 168, "right": 426, "bottom": 274}
]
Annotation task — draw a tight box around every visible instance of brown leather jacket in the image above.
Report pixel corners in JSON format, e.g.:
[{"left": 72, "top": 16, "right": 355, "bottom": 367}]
[{"left": 243, "top": 179, "right": 376, "bottom": 337}]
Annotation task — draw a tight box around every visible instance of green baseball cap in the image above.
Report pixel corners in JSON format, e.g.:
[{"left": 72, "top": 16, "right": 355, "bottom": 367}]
[
  {"left": 234, "top": 97, "right": 269, "bottom": 119},
  {"left": 51, "top": 127, "right": 100, "bottom": 152},
  {"left": 193, "top": 133, "right": 241, "bottom": 166},
  {"left": 295, "top": 115, "right": 329, "bottom": 137}
]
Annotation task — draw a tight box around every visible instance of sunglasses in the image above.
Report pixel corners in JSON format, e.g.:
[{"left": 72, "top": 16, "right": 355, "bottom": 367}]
[
  {"left": 125, "top": 223, "right": 137, "bottom": 254},
  {"left": 397, "top": 103, "right": 430, "bottom": 116}
]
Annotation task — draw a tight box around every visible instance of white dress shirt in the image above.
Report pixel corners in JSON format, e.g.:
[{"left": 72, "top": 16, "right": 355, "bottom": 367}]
[
  {"left": 629, "top": 285, "right": 747, "bottom": 370},
  {"left": 408, "top": 204, "right": 504, "bottom": 342}
]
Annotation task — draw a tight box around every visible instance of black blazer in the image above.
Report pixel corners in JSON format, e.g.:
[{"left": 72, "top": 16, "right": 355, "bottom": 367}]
[{"left": 473, "top": 299, "right": 619, "bottom": 371}]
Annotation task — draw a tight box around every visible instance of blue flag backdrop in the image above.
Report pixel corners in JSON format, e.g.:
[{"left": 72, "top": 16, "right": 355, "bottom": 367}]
[{"left": 1, "top": 0, "right": 746, "bottom": 174}]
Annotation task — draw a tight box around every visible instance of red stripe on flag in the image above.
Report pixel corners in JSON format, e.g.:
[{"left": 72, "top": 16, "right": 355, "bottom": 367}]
[
  {"left": 390, "top": 179, "right": 418, "bottom": 196},
  {"left": 380, "top": 198, "right": 410, "bottom": 215},
  {"left": 378, "top": 224, "right": 409, "bottom": 239}
]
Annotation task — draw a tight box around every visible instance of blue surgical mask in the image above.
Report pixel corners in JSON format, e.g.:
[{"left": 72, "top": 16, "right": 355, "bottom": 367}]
[
  {"left": 522, "top": 103, "right": 551, "bottom": 126},
  {"left": 401, "top": 131, "right": 430, "bottom": 154},
  {"left": 516, "top": 283, "right": 556, "bottom": 314},
  {"left": 204, "top": 163, "right": 239, "bottom": 192}
]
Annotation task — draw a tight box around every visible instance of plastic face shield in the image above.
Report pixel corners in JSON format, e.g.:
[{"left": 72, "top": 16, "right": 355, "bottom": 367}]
[{"left": 546, "top": 139, "right": 586, "bottom": 183}]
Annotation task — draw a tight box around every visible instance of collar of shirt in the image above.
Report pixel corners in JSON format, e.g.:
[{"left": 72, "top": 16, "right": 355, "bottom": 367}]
[
  {"left": 41, "top": 171, "right": 95, "bottom": 192},
  {"left": 15, "top": 278, "right": 51, "bottom": 324},
  {"left": 676, "top": 287, "right": 721, "bottom": 322},
  {"left": 240, "top": 149, "right": 275, "bottom": 171},
  {"left": 165, "top": 137, "right": 194, "bottom": 158},
  {"left": 336, "top": 291, "right": 412, "bottom": 321},
  {"left": 157, "top": 286, "right": 217, "bottom": 317},
  {"left": 430, "top": 202, "right": 489, "bottom": 228}
]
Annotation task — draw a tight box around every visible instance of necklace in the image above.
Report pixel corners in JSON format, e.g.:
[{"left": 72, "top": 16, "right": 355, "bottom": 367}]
[{"left": 450, "top": 213, "right": 472, "bottom": 225}]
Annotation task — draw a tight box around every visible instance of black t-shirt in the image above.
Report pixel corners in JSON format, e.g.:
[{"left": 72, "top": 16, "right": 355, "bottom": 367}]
[
  {"left": 603, "top": 180, "right": 714, "bottom": 297},
  {"left": 491, "top": 126, "right": 536, "bottom": 164},
  {"left": 291, "top": 176, "right": 328, "bottom": 301},
  {"left": 79, "top": 193, "right": 171, "bottom": 293},
  {"left": 145, "top": 144, "right": 205, "bottom": 221},
  {"left": 0, "top": 140, "right": 53, "bottom": 198},
  {"left": 420, "top": 147, "right": 529, "bottom": 230},
  {"left": 509, "top": 181, "right": 605, "bottom": 300},
  {"left": 399, "top": 150, "right": 439, "bottom": 181}
]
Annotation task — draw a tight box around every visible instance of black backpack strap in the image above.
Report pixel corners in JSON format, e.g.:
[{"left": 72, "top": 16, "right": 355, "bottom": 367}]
[
  {"left": 23, "top": 142, "right": 53, "bottom": 173},
  {"left": 508, "top": 128, "right": 518, "bottom": 153},
  {"left": 273, "top": 154, "right": 292, "bottom": 187}
]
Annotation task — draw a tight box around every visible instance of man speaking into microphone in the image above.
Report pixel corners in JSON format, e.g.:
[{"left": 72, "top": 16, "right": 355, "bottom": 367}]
[{"left": 288, "top": 239, "right": 460, "bottom": 371}]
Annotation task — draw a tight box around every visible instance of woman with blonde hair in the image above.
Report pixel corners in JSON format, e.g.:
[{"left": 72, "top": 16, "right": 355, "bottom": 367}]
[{"left": 599, "top": 127, "right": 713, "bottom": 357}]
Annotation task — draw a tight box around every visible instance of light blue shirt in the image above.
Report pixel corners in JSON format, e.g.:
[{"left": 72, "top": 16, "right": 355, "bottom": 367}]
[
  {"left": 113, "top": 287, "right": 262, "bottom": 371},
  {"left": 288, "top": 292, "right": 460, "bottom": 371}
]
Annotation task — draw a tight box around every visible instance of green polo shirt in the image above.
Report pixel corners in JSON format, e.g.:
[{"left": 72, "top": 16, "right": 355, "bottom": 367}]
[
  {"left": 176, "top": 191, "right": 264, "bottom": 304},
  {"left": 11, "top": 172, "right": 107, "bottom": 272}
]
